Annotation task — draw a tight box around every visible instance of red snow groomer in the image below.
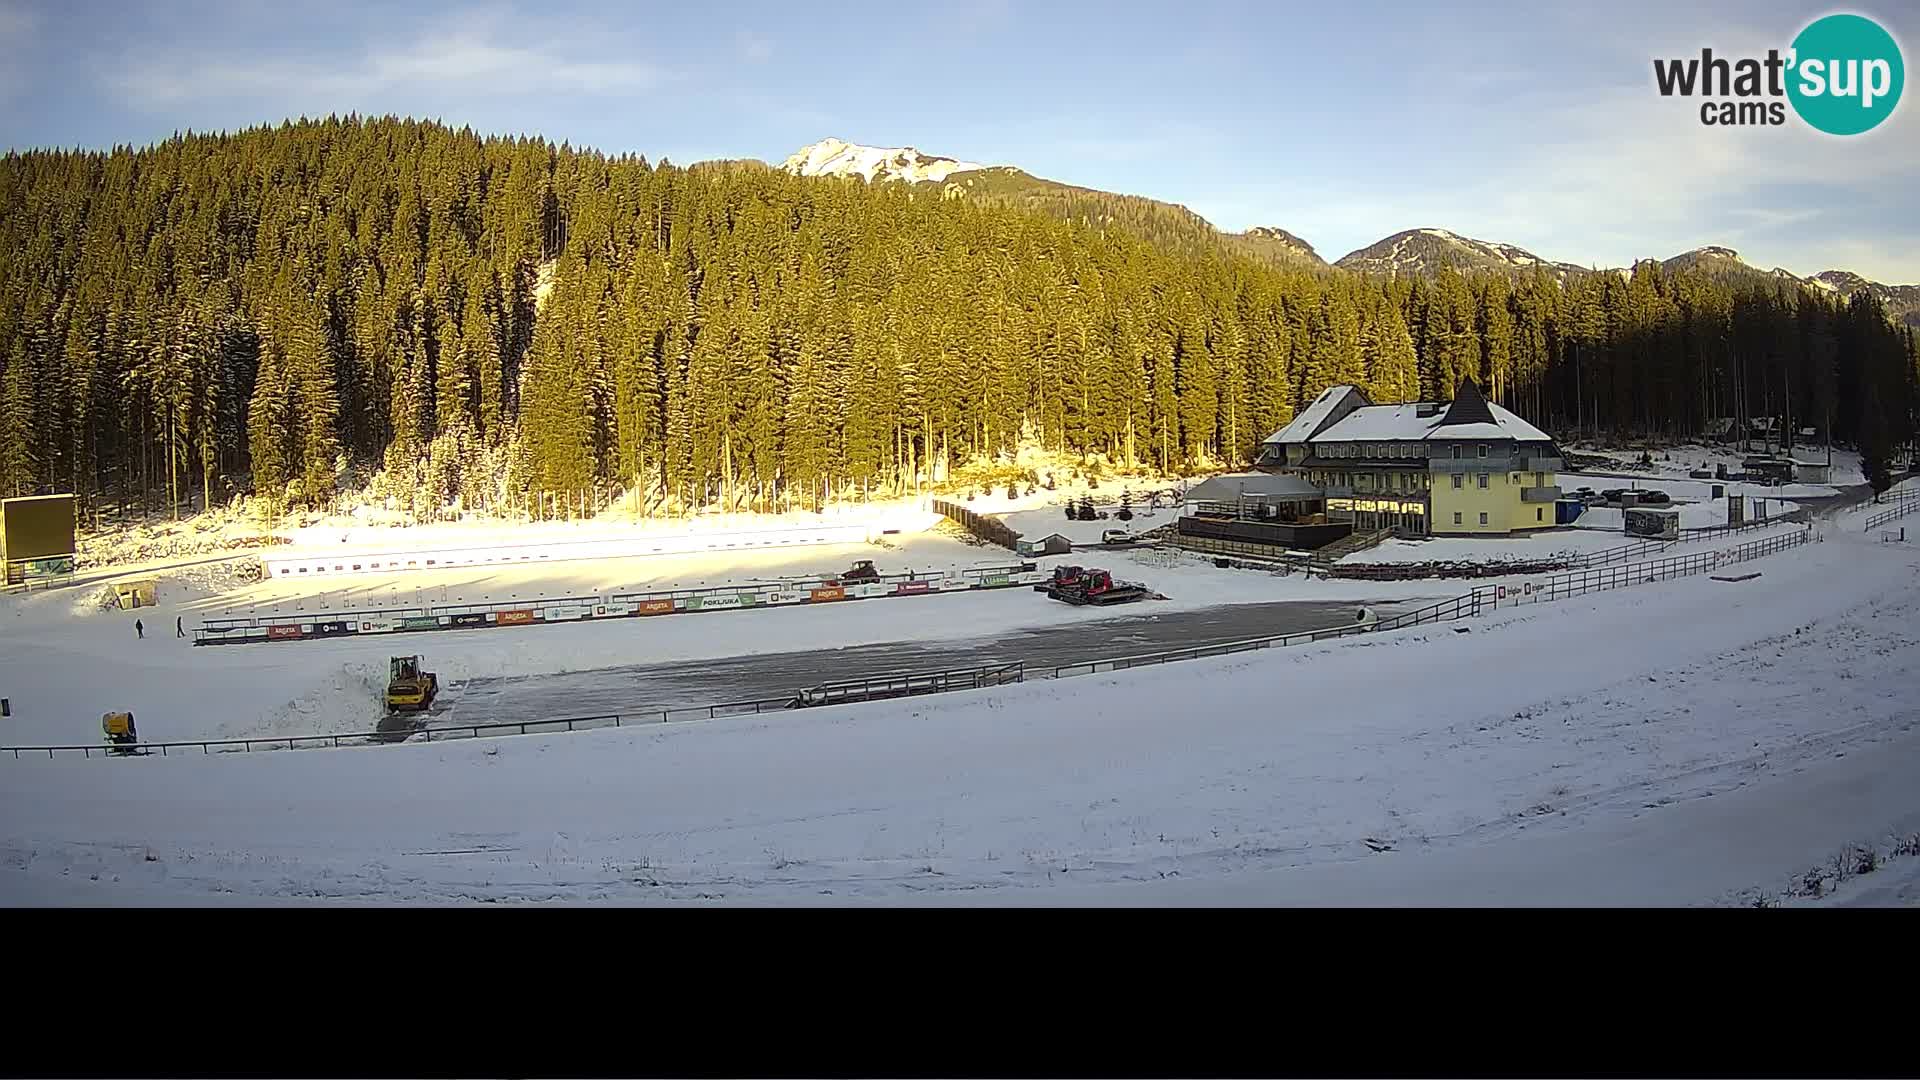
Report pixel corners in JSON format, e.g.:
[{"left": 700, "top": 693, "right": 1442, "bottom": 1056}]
[
  {"left": 1035, "top": 565, "right": 1087, "bottom": 593},
  {"left": 1049, "top": 567, "right": 1149, "bottom": 606}
]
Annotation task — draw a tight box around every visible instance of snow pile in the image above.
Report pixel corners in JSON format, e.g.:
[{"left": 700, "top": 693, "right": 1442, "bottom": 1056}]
[
  {"left": 781, "top": 137, "right": 986, "bottom": 184},
  {"left": 76, "top": 506, "right": 287, "bottom": 571}
]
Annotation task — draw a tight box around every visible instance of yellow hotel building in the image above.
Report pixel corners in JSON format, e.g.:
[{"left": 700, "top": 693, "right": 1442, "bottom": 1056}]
[{"left": 1255, "top": 379, "right": 1564, "bottom": 537}]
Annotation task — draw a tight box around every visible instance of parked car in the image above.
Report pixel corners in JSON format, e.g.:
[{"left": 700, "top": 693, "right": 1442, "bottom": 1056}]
[
  {"left": 1101, "top": 529, "right": 1138, "bottom": 544},
  {"left": 1637, "top": 490, "right": 1670, "bottom": 505}
]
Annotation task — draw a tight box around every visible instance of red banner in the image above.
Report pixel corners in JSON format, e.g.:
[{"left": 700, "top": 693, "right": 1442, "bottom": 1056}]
[
  {"left": 893, "top": 581, "right": 931, "bottom": 595},
  {"left": 638, "top": 599, "right": 675, "bottom": 615},
  {"left": 266, "top": 624, "right": 303, "bottom": 640},
  {"left": 496, "top": 609, "right": 535, "bottom": 625},
  {"left": 810, "top": 585, "right": 846, "bottom": 602}
]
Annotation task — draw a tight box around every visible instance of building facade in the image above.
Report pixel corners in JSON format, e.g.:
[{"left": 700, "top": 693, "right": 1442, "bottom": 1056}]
[{"left": 1255, "top": 380, "right": 1564, "bottom": 537}]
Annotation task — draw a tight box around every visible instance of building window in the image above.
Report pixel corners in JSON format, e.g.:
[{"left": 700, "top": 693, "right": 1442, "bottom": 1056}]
[
  {"left": 1451, "top": 445, "right": 1462, "bottom": 459},
  {"left": 1477, "top": 473, "right": 1488, "bottom": 489},
  {"left": 1480, "top": 512, "right": 1489, "bottom": 525},
  {"left": 1453, "top": 512, "right": 1462, "bottom": 525},
  {"left": 1537, "top": 508, "right": 1544, "bottom": 521},
  {"left": 1478, "top": 444, "right": 1488, "bottom": 458},
  {"left": 1452, "top": 473, "right": 1463, "bottom": 489}
]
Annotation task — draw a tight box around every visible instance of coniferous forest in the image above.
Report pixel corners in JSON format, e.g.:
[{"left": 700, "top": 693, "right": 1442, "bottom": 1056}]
[{"left": 2, "top": 116, "right": 1916, "bottom": 521}]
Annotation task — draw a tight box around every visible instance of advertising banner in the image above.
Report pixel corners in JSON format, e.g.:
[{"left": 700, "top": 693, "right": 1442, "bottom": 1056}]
[
  {"left": 312, "top": 620, "right": 354, "bottom": 637},
  {"left": 545, "top": 606, "right": 585, "bottom": 621},
  {"left": 266, "top": 624, "right": 303, "bottom": 640},
  {"left": 399, "top": 616, "right": 441, "bottom": 631},
  {"left": 809, "top": 585, "right": 846, "bottom": 602},
  {"left": 496, "top": 609, "right": 535, "bottom": 625},
  {"left": 769, "top": 591, "right": 806, "bottom": 605},
  {"left": 982, "top": 575, "right": 1011, "bottom": 588},
  {"left": 449, "top": 612, "right": 487, "bottom": 627},
  {"left": 893, "top": 581, "right": 931, "bottom": 596},
  {"left": 851, "top": 583, "right": 890, "bottom": 598},
  {"left": 638, "top": 599, "right": 675, "bottom": 615}
]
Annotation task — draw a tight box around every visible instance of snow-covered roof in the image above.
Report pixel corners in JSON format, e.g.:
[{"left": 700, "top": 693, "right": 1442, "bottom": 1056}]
[
  {"left": 1265, "top": 383, "right": 1552, "bottom": 447},
  {"left": 1310, "top": 403, "right": 1439, "bottom": 441},
  {"left": 1309, "top": 401, "right": 1551, "bottom": 444},
  {"left": 1183, "top": 473, "right": 1323, "bottom": 504},
  {"left": 1265, "top": 385, "right": 1369, "bottom": 444}
]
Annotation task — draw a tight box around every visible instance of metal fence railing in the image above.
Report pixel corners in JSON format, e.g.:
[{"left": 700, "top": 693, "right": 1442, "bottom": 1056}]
[
  {"left": 1864, "top": 494, "right": 1920, "bottom": 532},
  {"left": 4, "top": 524, "right": 1817, "bottom": 762},
  {"left": 1476, "top": 525, "right": 1812, "bottom": 609}
]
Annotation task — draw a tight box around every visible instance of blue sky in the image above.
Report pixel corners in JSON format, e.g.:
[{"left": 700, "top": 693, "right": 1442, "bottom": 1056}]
[{"left": 3, "top": 0, "right": 1916, "bottom": 280}]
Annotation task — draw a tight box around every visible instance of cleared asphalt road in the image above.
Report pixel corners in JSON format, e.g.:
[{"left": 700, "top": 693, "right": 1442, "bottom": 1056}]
[{"left": 443, "top": 595, "right": 1415, "bottom": 726}]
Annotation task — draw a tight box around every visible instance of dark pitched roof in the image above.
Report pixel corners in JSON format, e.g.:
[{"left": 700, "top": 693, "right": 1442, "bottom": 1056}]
[{"left": 1438, "top": 378, "right": 1495, "bottom": 428}]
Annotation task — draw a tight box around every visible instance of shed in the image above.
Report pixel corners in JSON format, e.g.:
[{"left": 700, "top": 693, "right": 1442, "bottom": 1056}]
[
  {"left": 1016, "top": 533, "right": 1074, "bottom": 557},
  {"left": 1624, "top": 506, "right": 1680, "bottom": 540},
  {"left": 111, "top": 579, "right": 159, "bottom": 610},
  {"left": 1792, "top": 460, "right": 1832, "bottom": 484}
]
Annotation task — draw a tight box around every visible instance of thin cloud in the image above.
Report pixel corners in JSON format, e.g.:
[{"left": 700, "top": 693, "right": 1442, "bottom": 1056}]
[
  {"left": 105, "top": 18, "right": 667, "bottom": 110},
  {"left": 738, "top": 32, "right": 773, "bottom": 63}
]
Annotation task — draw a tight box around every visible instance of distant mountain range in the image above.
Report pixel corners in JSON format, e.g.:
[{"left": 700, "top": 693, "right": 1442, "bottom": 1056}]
[{"left": 773, "top": 138, "right": 1915, "bottom": 321}]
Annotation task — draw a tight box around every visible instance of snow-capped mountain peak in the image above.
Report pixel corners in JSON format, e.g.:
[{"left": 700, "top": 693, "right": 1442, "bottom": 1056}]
[
  {"left": 781, "top": 138, "right": 986, "bottom": 184},
  {"left": 1334, "top": 227, "right": 1582, "bottom": 278}
]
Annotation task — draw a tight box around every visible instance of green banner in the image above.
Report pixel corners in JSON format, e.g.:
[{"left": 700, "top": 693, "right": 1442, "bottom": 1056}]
[
  {"left": 399, "top": 616, "right": 441, "bottom": 630},
  {"left": 982, "top": 575, "right": 1010, "bottom": 587}
]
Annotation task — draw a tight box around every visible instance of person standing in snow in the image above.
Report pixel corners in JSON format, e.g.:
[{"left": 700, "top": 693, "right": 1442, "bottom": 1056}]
[
  {"left": 135, "top": 618, "right": 144, "bottom": 639},
  {"left": 175, "top": 616, "right": 184, "bottom": 638}
]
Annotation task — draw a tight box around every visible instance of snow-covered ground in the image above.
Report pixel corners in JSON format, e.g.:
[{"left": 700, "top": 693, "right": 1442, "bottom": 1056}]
[
  {"left": 0, "top": 525, "right": 1443, "bottom": 747},
  {"left": 1, "top": 503, "right": 1910, "bottom": 905},
  {"left": 1559, "top": 438, "right": 1858, "bottom": 488},
  {"left": 994, "top": 504, "right": 1160, "bottom": 545},
  {"left": 1348, "top": 529, "right": 1634, "bottom": 565}
]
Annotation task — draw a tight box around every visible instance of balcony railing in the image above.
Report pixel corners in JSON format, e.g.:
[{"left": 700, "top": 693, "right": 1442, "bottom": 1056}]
[
  {"left": 1521, "top": 486, "right": 1562, "bottom": 502},
  {"left": 1525, "top": 457, "right": 1566, "bottom": 472},
  {"left": 1427, "top": 456, "right": 1520, "bottom": 473}
]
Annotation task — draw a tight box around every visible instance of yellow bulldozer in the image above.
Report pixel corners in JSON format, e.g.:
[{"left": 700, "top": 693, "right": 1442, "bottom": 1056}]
[{"left": 385, "top": 655, "right": 439, "bottom": 713}]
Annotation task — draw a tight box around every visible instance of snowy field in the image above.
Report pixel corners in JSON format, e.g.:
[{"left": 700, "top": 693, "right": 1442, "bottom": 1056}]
[
  {"left": 994, "top": 504, "right": 1161, "bottom": 545},
  {"left": 1349, "top": 528, "right": 1638, "bottom": 565},
  {"left": 1, "top": 498, "right": 1912, "bottom": 906},
  {"left": 0, "top": 526, "right": 1444, "bottom": 748},
  {"left": 1566, "top": 438, "right": 1866, "bottom": 488}
]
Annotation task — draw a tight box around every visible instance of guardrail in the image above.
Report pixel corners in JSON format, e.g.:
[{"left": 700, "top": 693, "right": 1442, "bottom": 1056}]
[
  {"left": 193, "top": 561, "right": 1044, "bottom": 646},
  {"left": 2, "top": 661, "right": 1038, "bottom": 759},
  {"left": 1477, "top": 525, "right": 1812, "bottom": 609},
  {"left": 6, "top": 523, "right": 1817, "bottom": 762},
  {"left": 1864, "top": 500, "right": 1920, "bottom": 531}
]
